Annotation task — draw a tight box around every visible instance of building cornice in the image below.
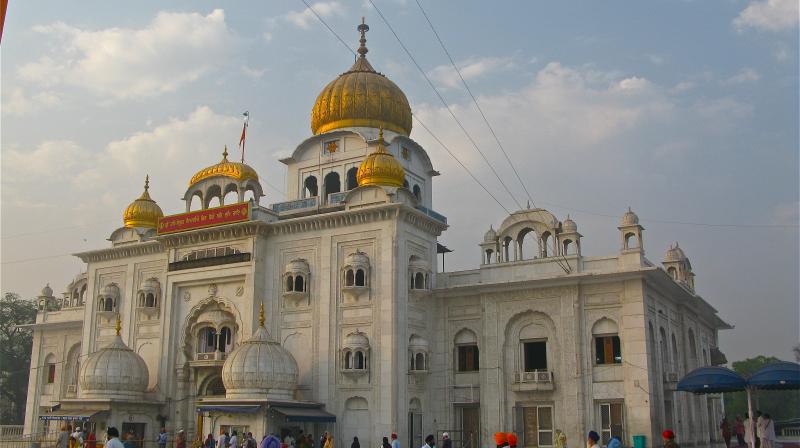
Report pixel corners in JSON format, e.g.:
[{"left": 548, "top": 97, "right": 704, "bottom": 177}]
[
  {"left": 17, "top": 320, "right": 83, "bottom": 331},
  {"left": 74, "top": 241, "right": 163, "bottom": 263}
]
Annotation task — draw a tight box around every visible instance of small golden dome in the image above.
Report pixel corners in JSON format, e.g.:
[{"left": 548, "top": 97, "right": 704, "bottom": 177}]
[
  {"left": 123, "top": 176, "right": 164, "bottom": 229},
  {"left": 357, "top": 129, "right": 405, "bottom": 187},
  {"left": 189, "top": 146, "right": 259, "bottom": 188},
  {"left": 310, "top": 19, "right": 412, "bottom": 136}
]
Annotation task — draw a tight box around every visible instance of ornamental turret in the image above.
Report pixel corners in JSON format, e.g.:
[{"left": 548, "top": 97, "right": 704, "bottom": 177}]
[{"left": 123, "top": 175, "right": 163, "bottom": 229}]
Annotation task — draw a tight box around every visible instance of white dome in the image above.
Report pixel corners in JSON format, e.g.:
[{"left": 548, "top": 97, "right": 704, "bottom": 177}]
[
  {"left": 344, "top": 251, "right": 370, "bottom": 269},
  {"left": 285, "top": 258, "right": 310, "bottom": 274},
  {"left": 408, "top": 256, "right": 429, "bottom": 271},
  {"left": 343, "top": 330, "right": 370, "bottom": 350},
  {"left": 79, "top": 335, "right": 149, "bottom": 400},
  {"left": 222, "top": 325, "right": 298, "bottom": 400},
  {"left": 41, "top": 284, "right": 53, "bottom": 297},
  {"left": 101, "top": 283, "right": 120, "bottom": 297},
  {"left": 664, "top": 242, "right": 687, "bottom": 262},
  {"left": 409, "top": 334, "right": 429, "bottom": 351},
  {"left": 483, "top": 225, "right": 497, "bottom": 242},
  {"left": 621, "top": 207, "right": 639, "bottom": 226},
  {"left": 562, "top": 216, "right": 577, "bottom": 232}
]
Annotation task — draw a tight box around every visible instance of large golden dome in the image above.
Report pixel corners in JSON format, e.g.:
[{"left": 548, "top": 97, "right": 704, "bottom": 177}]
[
  {"left": 357, "top": 129, "right": 405, "bottom": 187},
  {"left": 189, "top": 146, "right": 259, "bottom": 188},
  {"left": 123, "top": 176, "right": 164, "bottom": 229},
  {"left": 310, "top": 20, "right": 412, "bottom": 136}
]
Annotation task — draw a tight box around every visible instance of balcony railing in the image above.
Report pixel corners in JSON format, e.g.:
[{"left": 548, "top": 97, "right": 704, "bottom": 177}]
[
  {"left": 516, "top": 369, "right": 554, "bottom": 383},
  {"left": 271, "top": 197, "right": 318, "bottom": 213},
  {"left": 195, "top": 351, "right": 228, "bottom": 362},
  {"left": 328, "top": 191, "right": 348, "bottom": 204},
  {"left": 415, "top": 206, "right": 448, "bottom": 224}
]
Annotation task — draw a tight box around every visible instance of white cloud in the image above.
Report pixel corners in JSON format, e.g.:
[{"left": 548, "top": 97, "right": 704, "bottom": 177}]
[
  {"left": 2, "top": 140, "right": 90, "bottom": 182},
  {"left": 671, "top": 81, "right": 697, "bottom": 93},
  {"left": 734, "top": 0, "right": 799, "bottom": 32},
  {"left": 283, "top": 2, "right": 344, "bottom": 29},
  {"left": 428, "top": 56, "right": 515, "bottom": 89},
  {"left": 241, "top": 66, "right": 268, "bottom": 79},
  {"left": 2, "top": 88, "right": 60, "bottom": 116},
  {"left": 647, "top": 54, "right": 666, "bottom": 65},
  {"left": 722, "top": 67, "right": 761, "bottom": 85},
  {"left": 262, "top": 31, "right": 273, "bottom": 42},
  {"left": 18, "top": 10, "right": 236, "bottom": 100}
]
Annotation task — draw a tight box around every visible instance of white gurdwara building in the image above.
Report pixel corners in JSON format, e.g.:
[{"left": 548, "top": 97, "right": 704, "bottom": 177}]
[{"left": 22, "top": 22, "right": 730, "bottom": 448}]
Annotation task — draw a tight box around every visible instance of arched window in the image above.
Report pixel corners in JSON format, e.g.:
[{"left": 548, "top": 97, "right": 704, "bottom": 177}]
[
  {"left": 563, "top": 239, "right": 574, "bottom": 255},
  {"left": 103, "top": 298, "right": 114, "bottom": 312},
  {"left": 286, "top": 275, "right": 294, "bottom": 292},
  {"left": 671, "top": 334, "right": 679, "bottom": 371},
  {"left": 540, "top": 231, "right": 551, "bottom": 258},
  {"left": 199, "top": 327, "right": 217, "bottom": 353},
  {"left": 593, "top": 318, "right": 621, "bottom": 365},
  {"left": 415, "top": 352, "right": 426, "bottom": 370},
  {"left": 414, "top": 272, "right": 425, "bottom": 289},
  {"left": 324, "top": 172, "right": 341, "bottom": 198},
  {"left": 43, "top": 354, "right": 56, "bottom": 386},
  {"left": 503, "top": 236, "right": 513, "bottom": 262},
  {"left": 190, "top": 192, "right": 202, "bottom": 211},
  {"left": 688, "top": 329, "right": 698, "bottom": 368},
  {"left": 204, "top": 376, "right": 226, "bottom": 396},
  {"left": 355, "top": 269, "right": 366, "bottom": 287},
  {"left": 455, "top": 329, "right": 479, "bottom": 372},
  {"left": 207, "top": 196, "right": 221, "bottom": 208},
  {"left": 219, "top": 327, "right": 233, "bottom": 353},
  {"left": 345, "top": 269, "right": 355, "bottom": 287},
  {"left": 485, "top": 249, "right": 494, "bottom": 264},
  {"left": 354, "top": 351, "right": 365, "bottom": 369},
  {"left": 659, "top": 327, "right": 669, "bottom": 369},
  {"left": 667, "top": 266, "right": 677, "bottom": 280},
  {"left": 304, "top": 176, "right": 318, "bottom": 197},
  {"left": 413, "top": 184, "right": 421, "bottom": 200},
  {"left": 625, "top": 232, "right": 638, "bottom": 249},
  {"left": 145, "top": 293, "right": 155, "bottom": 308},
  {"left": 243, "top": 188, "right": 257, "bottom": 203},
  {"left": 294, "top": 275, "right": 305, "bottom": 292},
  {"left": 344, "top": 351, "right": 352, "bottom": 369},
  {"left": 346, "top": 167, "right": 358, "bottom": 190},
  {"left": 223, "top": 185, "right": 239, "bottom": 205},
  {"left": 518, "top": 228, "right": 537, "bottom": 260}
]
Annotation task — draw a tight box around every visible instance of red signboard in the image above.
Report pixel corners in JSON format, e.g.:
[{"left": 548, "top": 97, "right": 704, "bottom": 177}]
[{"left": 157, "top": 202, "right": 250, "bottom": 235}]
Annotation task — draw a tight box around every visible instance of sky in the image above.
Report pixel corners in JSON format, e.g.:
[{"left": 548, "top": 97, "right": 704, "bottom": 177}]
[{"left": 1, "top": 0, "right": 798, "bottom": 364}]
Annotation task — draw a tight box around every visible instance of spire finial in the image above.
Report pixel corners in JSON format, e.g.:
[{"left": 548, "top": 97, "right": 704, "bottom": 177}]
[
  {"left": 115, "top": 314, "right": 122, "bottom": 336},
  {"left": 222, "top": 145, "right": 229, "bottom": 160},
  {"left": 258, "top": 301, "right": 265, "bottom": 327},
  {"left": 144, "top": 175, "right": 150, "bottom": 192},
  {"left": 357, "top": 18, "right": 369, "bottom": 58}
]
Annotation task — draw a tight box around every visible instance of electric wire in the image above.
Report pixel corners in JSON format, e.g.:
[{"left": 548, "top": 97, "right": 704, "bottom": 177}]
[
  {"left": 414, "top": 0, "right": 537, "bottom": 208},
  {"left": 366, "top": 0, "right": 525, "bottom": 212}
]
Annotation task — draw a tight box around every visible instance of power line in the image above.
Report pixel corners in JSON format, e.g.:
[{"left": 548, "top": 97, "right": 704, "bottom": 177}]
[
  {"left": 366, "top": 0, "right": 524, "bottom": 212},
  {"left": 414, "top": 0, "right": 537, "bottom": 209},
  {"left": 300, "top": 0, "right": 357, "bottom": 57}
]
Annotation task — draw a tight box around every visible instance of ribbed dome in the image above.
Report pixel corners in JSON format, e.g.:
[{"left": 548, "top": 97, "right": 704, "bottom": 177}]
[
  {"left": 664, "top": 242, "right": 687, "bottom": 262},
  {"left": 344, "top": 250, "right": 370, "bottom": 268},
  {"left": 123, "top": 176, "right": 164, "bottom": 229},
  {"left": 621, "top": 207, "right": 639, "bottom": 226},
  {"left": 484, "top": 225, "right": 497, "bottom": 242},
  {"left": 79, "top": 321, "right": 149, "bottom": 400},
  {"left": 222, "top": 305, "right": 298, "bottom": 400},
  {"left": 562, "top": 215, "right": 578, "bottom": 232},
  {"left": 343, "top": 330, "right": 370, "bottom": 350},
  {"left": 189, "top": 146, "right": 259, "bottom": 188},
  {"left": 41, "top": 284, "right": 53, "bottom": 297},
  {"left": 310, "top": 20, "right": 412, "bottom": 136},
  {"left": 357, "top": 130, "right": 405, "bottom": 187}
]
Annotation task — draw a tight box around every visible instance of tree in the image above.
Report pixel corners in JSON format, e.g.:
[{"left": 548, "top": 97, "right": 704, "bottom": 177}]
[
  {"left": 724, "top": 355, "right": 800, "bottom": 422},
  {"left": 0, "top": 292, "right": 37, "bottom": 424}
]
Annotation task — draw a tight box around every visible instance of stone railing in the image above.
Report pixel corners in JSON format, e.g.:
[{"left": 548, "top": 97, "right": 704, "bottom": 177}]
[
  {"left": 271, "top": 197, "right": 318, "bottom": 213},
  {"left": 415, "top": 205, "right": 448, "bottom": 224}
]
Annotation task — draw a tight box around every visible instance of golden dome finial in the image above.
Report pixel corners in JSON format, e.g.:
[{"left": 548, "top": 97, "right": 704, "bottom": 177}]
[
  {"left": 357, "top": 17, "right": 369, "bottom": 58},
  {"left": 123, "top": 175, "right": 164, "bottom": 228},
  {"left": 356, "top": 129, "right": 405, "bottom": 187},
  {"left": 222, "top": 145, "right": 229, "bottom": 161},
  {"left": 115, "top": 314, "right": 122, "bottom": 336},
  {"left": 259, "top": 301, "right": 265, "bottom": 327}
]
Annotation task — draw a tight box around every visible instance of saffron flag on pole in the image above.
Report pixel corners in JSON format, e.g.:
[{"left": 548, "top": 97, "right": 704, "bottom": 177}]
[{"left": 239, "top": 111, "right": 249, "bottom": 162}]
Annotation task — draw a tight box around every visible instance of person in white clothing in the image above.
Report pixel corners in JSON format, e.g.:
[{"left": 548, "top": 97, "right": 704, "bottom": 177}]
[
  {"left": 755, "top": 411, "right": 763, "bottom": 446},
  {"left": 284, "top": 434, "right": 296, "bottom": 448},
  {"left": 759, "top": 414, "right": 776, "bottom": 448},
  {"left": 71, "top": 426, "right": 84, "bottom": 447},
  {"left": 744, "top": 413, "right": 755, "bottom": 446},
  {"left": 104, "top": 428, "right": 124, "bottom": 448}
]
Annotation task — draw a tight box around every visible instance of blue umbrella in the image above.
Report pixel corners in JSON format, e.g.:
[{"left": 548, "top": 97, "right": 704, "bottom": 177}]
[
  {"left": 747, "top": 361, "right": 800, "bottom": 390},
  {"left": 676, "top": 366, "right": 747, "bottom": 393}
]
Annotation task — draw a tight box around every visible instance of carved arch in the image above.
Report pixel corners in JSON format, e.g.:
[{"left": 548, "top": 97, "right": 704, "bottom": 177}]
[{"left": 180, "top": 297, "right": 242, "bottom": 358}]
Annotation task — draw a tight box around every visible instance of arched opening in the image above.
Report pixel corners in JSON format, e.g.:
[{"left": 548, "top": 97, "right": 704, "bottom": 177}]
[
  {"left": 145, "top": 293, "right": 155, "bottom": 308},
  {"left": 667, "top": 266, "right": 677, "bottom": 280},
  {"left": 207, "top": 196, "right": 221, "bottom": 208},
  {"left": 103, "top": 298, "right": 114, "bottom": 312},
  {"left": 219, "top": 326, "right": 233, "bottom": 352},
  {"left": 671, "top": 334, "right": 679, "bottom": 371},
  {"left": 346, "top": 167, "right": 358, "bottom": 190},
  {"left": 413, "top": 184, "right": 421, "bottom": 200},
  {"left": 414, "top": 272, "right": 425, "bottom": 289},
  {"left": 223, "top": 184, "right": 239, "bottom": 205},
  {"left": 540, "top": 231, "right": 551, "bottom": 257},
  {"left": 503, "top": 236, "right": 513, "bottom": 262},
  {"left": 304, "top": 176, "right": 318, "bottom": 197},
  {"left": 204, "top": 376, "right": 226, "bottom": 396},
  {"left": 344, "top": 351, "right": 352, "bottom": 369},
  {"left": 563, "top": 239, "right": 574, "bottom": 255},
  {"left": 355, "top": 269, "right": 365, "bottom": 287},
  {"left": 345, "top": 269, "right": 355, "bottom": 287},
  {"left": 485, "top": 249, "right": 493, "bottom": 264},
  {"left": 190, "top": 192, "right": 203, "bottom": 211},
  {"left": 659, "top": 327, "right": 669, "bottom": 369},
  {"left": 415, "top": 352, "right": 426, "bottom": 370},
  {"left": 592, "top": 318, "right": 621, "bottom": 365},
  {"left": 354, "top": 351, "right": 365, "bottom": 369},
  {"left": 137, "top": 292, "right": 145, "bottom": 307},
  {"left": 243, "top": 188, "right": 257, "bottom": 203},
  {"left": 324, "top": 172, "right": 341, "bottom": 199},
  {"left": 625, "top": 232, "right": 638, "bottom": 249},
  {"left": 63, "top": 345, "right": 80, "bottom": 394},
  {"left": 688, "top": 329, "right": 698, "bottom": 368},
  {"left": 518, "top": 228, "right": 538, "bottom": 260},
  {"left": 294, "top": 275, "right": 305, "bottom": 292},
  {"left": 43, "top": 354, "right": 56, "bottom": 386},
  {"left": 198, "top": 327, "right": 217, "bottom": 353},
  {"left": 286, "top": 275, "right": 294, "bottom": 292}
]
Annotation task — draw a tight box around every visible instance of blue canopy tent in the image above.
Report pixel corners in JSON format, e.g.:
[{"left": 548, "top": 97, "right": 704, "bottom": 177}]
[{"left": 747, "top": 361, "right": 800, "bottom": 390}]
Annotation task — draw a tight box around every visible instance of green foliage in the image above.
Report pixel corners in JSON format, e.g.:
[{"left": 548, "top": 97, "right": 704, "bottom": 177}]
[
  {"left": 0, "top": 292, "right": 37, "bottom": 424},
  {"left": 723, "top": 355, "right": 800, "bottom": 422}
]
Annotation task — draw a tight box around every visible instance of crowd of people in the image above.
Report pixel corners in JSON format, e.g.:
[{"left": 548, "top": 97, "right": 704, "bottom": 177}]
[{"left": 720, "top": 411, "right": 777, "bottom": 448}]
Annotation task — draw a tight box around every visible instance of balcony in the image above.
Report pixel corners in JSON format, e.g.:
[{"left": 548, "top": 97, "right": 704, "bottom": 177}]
[
  {"left": 191, "top": 351, "right": 229, "bottom": 367},
  {"left": 328, "top": 191, "right": 348, "bottom": 204},
  {"left": 512, "top": 370, "right": 554, "bottom": 392}
]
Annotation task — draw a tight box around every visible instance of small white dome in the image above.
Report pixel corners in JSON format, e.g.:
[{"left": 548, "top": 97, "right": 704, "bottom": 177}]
[
  {"left": 562, "top": 215, "right": 577, "bottom": 232},
  {"left": 141, "top": 277, "right": 160, "bottom": 291},
  {"left": 343, "top": 330, "right": 370, "bottom": 350},
  {"left": 664, "top": 242, "right": 687, "bottom": 262},
  {"left": 285, "top": 258, "right": 310, "bottom": 274},
  {"left": 344, "top": 251, "right": 370, "bottom": 269},
  {"left": 408, "top": 256, "right": 429, "bottom": 271},
  {"left": 101, "top": 283, "right": 120, "bottom": 298},
  {"left": 621, "top": 207, "right": 639, "bottom": 226},
  {"left": 483, "top": 225, "right": 497, "bottom": 242},
  {"left": 41, "top": 284, "right": 53, "bottom": 297},
  {"left": 409, "top": 334, "right": 429, "bottom": 351},
  {"left": 79, "top": 335, "right": 149, "bottom": 400},
  {"left": 222, "top": 324, "right": 298, "bottom": 400}
]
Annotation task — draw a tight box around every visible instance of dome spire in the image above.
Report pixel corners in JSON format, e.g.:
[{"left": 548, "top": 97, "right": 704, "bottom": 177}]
[
  {"left": 222, "top": 145, "right": 229, "bottom": 161},
  {"left": 123, "top": 175, "right": 164, "bottom": 228},
  {"left": 259, "top": 301, "right": 265, "bottom": 328},
  {"left": 115, "top": 314, "right": 122, "bottom": 336},
  {"left": 357, "top": 17, "right": 369, "bottom": 58}
]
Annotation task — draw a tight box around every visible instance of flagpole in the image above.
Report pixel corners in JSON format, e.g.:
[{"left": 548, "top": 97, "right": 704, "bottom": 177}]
[{"left": 240, "top": 111, "right": 249, "bottom": 163}]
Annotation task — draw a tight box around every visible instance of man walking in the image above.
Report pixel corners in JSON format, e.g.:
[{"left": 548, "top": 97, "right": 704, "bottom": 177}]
[{"left": 157, "top": 428, "right": 168, "bottom": 448}]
